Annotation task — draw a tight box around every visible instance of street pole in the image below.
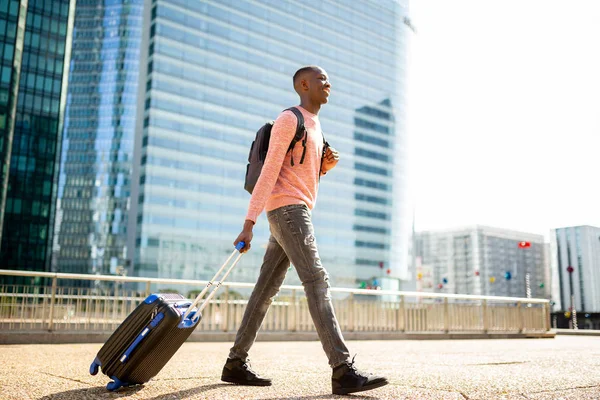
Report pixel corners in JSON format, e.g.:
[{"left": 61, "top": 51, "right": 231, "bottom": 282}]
[
  {"left": 567, "top": 266, "right": 576, "bottom": 329},
  {"left": 571, "top": 294, "right": 578, "bottom": 330},
  {"left": 525, "top": 272, "right": 532, "bottom": 308},
  {"left": 517, "top": 241, "right": 532, "bottom": 299}
]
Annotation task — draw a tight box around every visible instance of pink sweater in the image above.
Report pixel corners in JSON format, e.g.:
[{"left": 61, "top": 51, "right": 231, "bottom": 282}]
[{"left": 246, "top": 106, "right": 324, "bottom": 223}]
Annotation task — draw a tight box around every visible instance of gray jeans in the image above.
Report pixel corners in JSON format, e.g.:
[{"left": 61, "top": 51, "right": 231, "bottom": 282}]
[{"left": 229, "top": 204, "right": 350, "bottom": 368}]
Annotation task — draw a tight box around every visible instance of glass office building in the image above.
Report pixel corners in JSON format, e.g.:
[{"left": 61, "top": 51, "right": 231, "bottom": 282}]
[
  {"left": 552, "top": 226, "right": 600, "bottom": 313},
  {"left": 416, "top": 226, "right": 548, "bottom": 298},
  {"left": 0, "top": 0, "right": 73, "bottom": 282},
  {"left": 130, "top": 0, "right": 411, "bottom": 288},
  {"left": 53, "top": 0, "right": 144, "bottom": 277},
  {"left": 0, "top": 0, "right": 25, "bottom": 248}
]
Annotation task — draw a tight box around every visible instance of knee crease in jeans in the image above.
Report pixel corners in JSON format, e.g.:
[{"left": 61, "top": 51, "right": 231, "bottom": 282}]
[
  {"left": 322, "top": 285, "right": 331, "bottom": 301},
  {"left": 304, "top": 233, "right": 315, "bottom": 246}
]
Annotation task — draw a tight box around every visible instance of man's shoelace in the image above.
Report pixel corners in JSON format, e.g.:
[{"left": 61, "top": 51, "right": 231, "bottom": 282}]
[
  {"left": 347, "top": 354, "right": 370, "bottom": 377},
  {"left": 348, "top": 354, "right": 358, "bottom": 371},
  {"left": 242, "top": 359, "right": 256, "bottom": 374}
]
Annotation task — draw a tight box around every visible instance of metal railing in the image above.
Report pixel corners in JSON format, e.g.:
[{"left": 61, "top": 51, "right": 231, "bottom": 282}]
[{"left": 0, "top": 270, "right": 551, "bottom": 335}]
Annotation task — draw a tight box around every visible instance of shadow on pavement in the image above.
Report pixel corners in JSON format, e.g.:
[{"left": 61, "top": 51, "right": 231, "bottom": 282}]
[
  {"left": 255, "top": 395, "right": 380, "bottom": 400},
  {"left": 143, "top": 383, "right": 230, "bottom": 400},
  {"left": 145, "top": 383, "right": 380, "bottom": 400},
  {"left": 38, "top": 385, "right": 144, "bottom": 399},
  {"left": 38, "top": 383, "right": 381, "bottom": 400}
]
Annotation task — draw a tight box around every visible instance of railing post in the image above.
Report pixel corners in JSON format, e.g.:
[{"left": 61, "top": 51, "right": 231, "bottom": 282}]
[
  {"left": 290, "top": 289, "right": 297, "bottom": 332},
  {"left": 111, "top": 283, "right": 118, "bottom": 329},
  {"left": 47, "top": 277, "right": 57, "bottom": 331},
  {"left": 397, "top": 295, "right": 405, "bottom": 332},
  {"left": 223, "top": 286, "right": 229, "bottom": 332},
  {"left": 517, "top": 302, "right": 524, "bottom": 333},
  {"left": 482, "top": 299, "right": 488, "bottom": 333},
  {"left": 349, "top": 293, "right": 355, "bottom": 332},
  {"left": 145, "top": 281, "right": 151, "bottom": 297},
  {"left": 443, "top": 298, "right": 449, "bottom": 333}
]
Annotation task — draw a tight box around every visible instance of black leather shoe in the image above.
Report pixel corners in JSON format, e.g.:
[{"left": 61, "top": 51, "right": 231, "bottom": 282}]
[
  {"left": 332, "top": 355, "right": 388, "bottom": 395},
  {"left": 221, "top": 357, "right": 272, "bottom": 386}
]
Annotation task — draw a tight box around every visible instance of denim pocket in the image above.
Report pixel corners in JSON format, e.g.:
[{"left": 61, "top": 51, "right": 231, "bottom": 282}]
[
  {"left": 282, "top": 206, "right": 311, "bottom": 238},
  {"left": 266, "top": 209, "right": 278, "bottom": 224}
]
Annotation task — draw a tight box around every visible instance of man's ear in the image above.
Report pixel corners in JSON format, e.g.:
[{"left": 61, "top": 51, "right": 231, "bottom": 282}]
[{"left": 300, "top": 78, "right": 309, "bottom": 92}]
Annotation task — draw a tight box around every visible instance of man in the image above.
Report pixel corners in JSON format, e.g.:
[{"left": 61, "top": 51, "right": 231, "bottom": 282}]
[{"left": 221, "top": 66, "right": 388, "bottom": 395}]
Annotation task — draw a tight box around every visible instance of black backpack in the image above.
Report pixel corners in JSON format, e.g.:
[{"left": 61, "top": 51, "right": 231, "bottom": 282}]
[{"left": 244, "top": 107, "right": 307, "bottom": 194}]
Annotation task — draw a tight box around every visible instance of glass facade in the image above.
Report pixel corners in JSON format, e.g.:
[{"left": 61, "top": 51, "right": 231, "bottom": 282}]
[
  {"left": 53, "top": 0, "right": 143, "bottom": 278},
  {"left": 481, "top": 235, "right": 544, "bottom": 298},
  {"left": 0, "top": 0, "right": 73, "bottom": 281},
  {"left": 131, "top": 0, "right": 411, "bottom": 288},
  {"left": 553, "top": 226, "right": 600, "bottom": 312},
  {"left": 0, "top": 0, "right": 25, "bottom": 247}
]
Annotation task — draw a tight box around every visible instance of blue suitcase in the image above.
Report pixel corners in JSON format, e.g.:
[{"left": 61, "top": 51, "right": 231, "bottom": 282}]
[{"left": 90, "top": 243, "right": 244, "bottom": 391}]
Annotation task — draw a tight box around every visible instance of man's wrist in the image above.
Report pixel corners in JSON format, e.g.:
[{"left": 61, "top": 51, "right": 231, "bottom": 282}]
[{"left": 243, "top": 219, "right": 255, "bottom": 230}]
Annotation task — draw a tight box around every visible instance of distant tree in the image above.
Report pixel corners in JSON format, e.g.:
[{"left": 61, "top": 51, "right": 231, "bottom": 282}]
[
  {"left": 187, "top": 289, "right": 245, "bottom": 300},
  {"left": 158, "top": 288, "right": 180, "bottom": 294}
]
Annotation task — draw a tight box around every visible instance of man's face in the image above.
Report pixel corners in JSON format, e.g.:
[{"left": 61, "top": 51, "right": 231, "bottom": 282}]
[{"left": 307, "top": 68, "right": 331, "bottom": 104}]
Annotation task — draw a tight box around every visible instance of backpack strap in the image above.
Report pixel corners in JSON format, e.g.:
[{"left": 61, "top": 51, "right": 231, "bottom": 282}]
[
  {"left": 319, "top": 134, "right": 329, "bottom": 181},
  {"left": 285, "top": 107, "right": 306, "bottom": 166}
]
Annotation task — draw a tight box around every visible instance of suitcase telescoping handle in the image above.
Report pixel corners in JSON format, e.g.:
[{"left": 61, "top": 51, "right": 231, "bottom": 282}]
[{"left": 182, "top": 241, "right": 245, "bottom": 321}]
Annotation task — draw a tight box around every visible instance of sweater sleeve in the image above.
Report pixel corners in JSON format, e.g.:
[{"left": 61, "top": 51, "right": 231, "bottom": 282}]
[{"left": 245, "top": 110, "right": 298, "bottom": 223}]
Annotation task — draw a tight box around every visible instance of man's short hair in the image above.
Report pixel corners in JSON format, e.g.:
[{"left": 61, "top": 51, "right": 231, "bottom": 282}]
[{"left": 293, "top": 65, "right": 320, "bottom": 86}]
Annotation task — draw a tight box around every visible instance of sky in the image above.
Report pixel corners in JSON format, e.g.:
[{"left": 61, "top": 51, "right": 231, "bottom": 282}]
[{"left": 407, "top": 0, "right": 600, "bottom": 240}]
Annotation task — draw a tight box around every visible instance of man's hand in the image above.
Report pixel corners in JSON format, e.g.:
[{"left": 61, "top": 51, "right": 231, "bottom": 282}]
[
  {"left": 321, "top": 146, "right": 339, "bottom": 174},
  {"left": 234, "top": 220, "right": 254, "bottom": 253}
]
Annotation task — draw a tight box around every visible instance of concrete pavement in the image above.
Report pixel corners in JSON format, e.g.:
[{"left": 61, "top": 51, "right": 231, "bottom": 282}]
[{"left": 1, "top": 336, "right": 599, "bottom": 400}]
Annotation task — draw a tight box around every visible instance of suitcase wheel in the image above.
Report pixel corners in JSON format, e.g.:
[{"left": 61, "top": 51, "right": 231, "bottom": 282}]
[
  {"left": 106, "top": 380, "right": 120, "bottom": 391},
  {"left": 89, "top": 357, "right": 101, "bottom": 376},
  {"left": 107, "top": 376, "right": 131, "bottom": 392}
]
